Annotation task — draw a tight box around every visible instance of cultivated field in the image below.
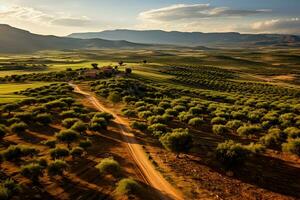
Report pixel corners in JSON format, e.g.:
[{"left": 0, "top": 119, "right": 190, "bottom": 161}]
[{"left": 0, "top": 47, "right": 300, "bottom": 200}]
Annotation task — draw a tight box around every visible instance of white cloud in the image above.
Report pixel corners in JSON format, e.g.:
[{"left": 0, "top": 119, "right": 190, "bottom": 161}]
[
  {"left": 0, "top": 5, "right": 93, "bottom": 27},
  {"left": 250, "top": 18, "right": 300, "bottom": 34},
  {"left": 139, "top": 4, "right": 269, "bottom": 21}
]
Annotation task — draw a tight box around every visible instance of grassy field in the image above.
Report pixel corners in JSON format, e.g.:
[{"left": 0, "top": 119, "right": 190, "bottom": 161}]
[
  {"left": 1, "top": 48, "right": 299, "bottom": 84},
  {"left": 0, "top": 82, "right": 53, "bottom": 103}
]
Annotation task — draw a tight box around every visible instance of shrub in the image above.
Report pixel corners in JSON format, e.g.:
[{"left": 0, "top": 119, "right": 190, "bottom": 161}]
[
  {"left": 283, "top": 127, "right": 300, "bottom": 139},
  {"left": 261, "top": 121, "right": 272, "bottom": 130},
  {"left": 35, "top": 113, "right": 52, "bottom": 125},
  {"left": 71, "top": 122, "right": 87, "bottom": 134},
  {"left": 0, "top": 185, "right": 9, "bottom": 200},
  {"left": 122, "top": 110, "right": 136, "bottom": 117},
  {"left": 1, "top": 179, "right": 21, "bottom": 199},
  {"left": 165, "top": 109, "right": 178, "bottom": 116},
  {"left": 56, "top": 129, "right": 79, "bottom": 148},
  {"left": 62, "top": 118, "right": 80, "bottom": 128},
  {"left": 247, "top": 111, "right": 262, "bottom": 123},
  {"left": 138, "top": 111, "right": 153, "bottom": 119},
  {"left": 36, "top": 158, "right": 48, "bottom": 169},
  {"left": 282, "top": 139, "right": 300, "bottom": 156},
  {"left": 70, "top": 147, "right": 84, "bottom": 158},
  {"left": 48, "top": 160, "right": 68, "bottom": 176},
  {"left": 0, "top": 145, "right": 35, "bottom": 161},
  {"left": 237, "top": 125, "right": 261, "bottom": 137},
  {"left": 178, "top": 112, "right": 194, "bottom": 122},
  {"left": 162, "top": 113, "right": 172, "bottom": 121},
  {"left": 211, "top": 117, "right": 226, "bottom": 125},
  {"left": 60, "top": 110, "right": 77, "bottom": 118},
  {"left": 42, "top": 140, "right": 56, "bottom": 148},
  {"left": 131, "top": 121, "right": 147, "bottom": 131},
  {"left": 14, "top": 112, "right": 32, "bottom": 122},
  {"left": 147, "top": 115, "right": 166, "bottom": 125},
  {"left": 79, "top": 139, "right": 92, "bottom": 150},
  {"left": 148, "top": 123, "right": 167, "bottom": 136},
  {"left": 159, "top": 128, "right": 192, "bottom": 157},
  {"left": 50, "top": 147, "right": 69, "bottom": 160},
  {"left": 115, "top": 178, "right": 143, "bottom": 196},
  {"left": 1, "top": 103, "right": 18, "bottom": 115},
  {"left": 279, "top": 113, "right": 296, "bottom": 125},
  {"left": 45, "top": 100, "right": 67, "bottom": 110},
  {"left": 21, "top": 163, "right": 43, "bottom": 183},
  {"left": 135, "top": 101, "right": 146, "bottom": 107},
  {"left": 152, "top": 107, "right": 165, "bottom": 115},
  {"left": 123, "top": 96, "right": 137, "bottom": 104},
  {"left": 212, "top": 125, "right": 228, "bottom": 135},
  {"left": 216, "top": 140, "right": 251, "bottom": 168},
  {"left": 158, "top": 102, "right": 171, "bottom": 109},
  {"left": 7, "top": 118, "right": 21, "bottom": 125},
  {"left": 93, "top": 112, "right": 114, "bottom": 121},
  {"left": 90, "top": 117, "right": 107, "bottom": 131},
  {"left": 136, "top": 106, "right": 147, "bottom": 112},
  {"left": 260, "top": 128, "right": 284, "bottom": 148},
  {"left": 0, "top": 145, "right": 22, "bottom": 161},
  {"left": 31, "top": 106, "right": 47, "bottom": 114},
  {"left": 108, "top": 92, "right": 122, "bottom": 104},
  {"left": 10, "top": 122, "right": 28, "bottom": 133},
  {"left": 225, "top": 120, "right": 243, "bottom": 130},
  {"left": 21, "top": 146, "right": 39, "bottom": 157},
  {"left": 60, "top": 97, "right": 75, "bottom": 108},
  {"left": 188, "top": 117, "right": 204, "bottom": 127},
  {"left": 173, "top": 105, "right": 186, "bottom": 112},
  {"left": 189, "top": 107, "right": 203, "bottom": 115},
  {"left": 246, "top": 143, "right": 265, "bottom": 153},
  {"left": 96, "top": 157, "right": 121, "bottom": 177},
  {"left": 0, "top": 125, "right": 6, "bottom": 139},
  {"left": 231, "top": 111, "right": 246, "bottom": 120}
]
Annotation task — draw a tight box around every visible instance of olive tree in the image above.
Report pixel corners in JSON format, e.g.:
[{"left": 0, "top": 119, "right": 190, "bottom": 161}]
[
  {"left": 55, "top": 129, "right": 79, "bottom": 149},
  {"left": 159, "top": 128, "right": 193, "bottom": 158}
]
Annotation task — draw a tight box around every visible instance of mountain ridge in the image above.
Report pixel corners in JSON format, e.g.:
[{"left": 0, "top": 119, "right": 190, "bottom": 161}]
[
  {"left": 69, "top": 29, "right": 300, "bottom": 47},
  {"left": 0, "top": 24, "right": 148, "bottom": 53}
]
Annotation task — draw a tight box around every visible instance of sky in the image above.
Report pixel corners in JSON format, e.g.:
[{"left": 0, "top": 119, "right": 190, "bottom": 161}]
[{"left": 0, "top": 0, "right": 299, "bottom": 36}]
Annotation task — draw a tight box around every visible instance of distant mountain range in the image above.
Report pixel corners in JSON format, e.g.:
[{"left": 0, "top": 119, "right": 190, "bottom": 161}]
[
  {"left": 0, "top": 24, "right": 147, "bottom": 53},
  {"left": 69, "top": 29, "right": 300, "bottom": 47},
  {"left": 1, "top": 24, "right": 300, "bottom": 54}
]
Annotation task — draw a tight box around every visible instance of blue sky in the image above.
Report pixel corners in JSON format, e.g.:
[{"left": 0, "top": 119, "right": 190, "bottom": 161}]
[{"left": 0, "top": 0, "right": 299, "bottom": 35}]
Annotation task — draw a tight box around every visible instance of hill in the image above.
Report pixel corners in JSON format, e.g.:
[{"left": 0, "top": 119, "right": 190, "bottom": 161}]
[
  {"left": 0, "top": 24, "right": 147, "bottom": 53},
  {"left": 69, "top": 29, "right": 300, "bottom": 47}
]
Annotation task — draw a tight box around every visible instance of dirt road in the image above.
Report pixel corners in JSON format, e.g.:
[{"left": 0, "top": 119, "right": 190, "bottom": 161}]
[{"left": 71, "top": 84, "right": 184, "bottom": 200}]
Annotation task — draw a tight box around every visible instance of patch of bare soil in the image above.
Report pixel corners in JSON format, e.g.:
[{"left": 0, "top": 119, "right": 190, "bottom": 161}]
[
  {"left": 140, "top": 126, "right": 300, "bottom": 200},
  {"left": 1, "top": 107, "right": 162, "bottom": 200},
  {"left": 271, "top": 74, "right": 296, "bottom": 81}
]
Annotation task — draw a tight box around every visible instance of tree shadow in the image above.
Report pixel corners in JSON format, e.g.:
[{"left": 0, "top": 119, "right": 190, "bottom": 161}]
[
  {"left": 189, "top": 134, "right": 300, "bottom": 198},
  {"left": 234, "top": 154, "right": 300, "bottom": 198},
  {"left": 17, "top": 131, "right": 45, "bottom": 144},
  {"left": 138, "top": 180, "right": 180, "bottom": 200},
  {"left": 66, "top": 157, "right": 174, "bottom": 200},
  {"left": 28, "top": 124, "right": 60, "bottom": 137},
  {"left": 110, "top": 121, "right": 162, "bottom": 148},
  {"left": 59, "top": 176, "right": 110, "bottom": 200}
]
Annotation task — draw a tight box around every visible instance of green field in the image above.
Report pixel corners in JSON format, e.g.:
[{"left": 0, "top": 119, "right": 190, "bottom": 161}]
[
  {"left": 0, "top": 82, "right": 53, "bottom": 103},
  {"left": 1, "top": 48, "right": 299, "bottom": 85}
]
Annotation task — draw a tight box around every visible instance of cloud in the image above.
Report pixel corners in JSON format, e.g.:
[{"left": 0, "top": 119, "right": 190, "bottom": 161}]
[
  {"left": 139, "top": 4, "right": 269, "bottom": 21},
  {"left": 0, "top": 5, "right": 93, "bottom": 27},
  {"left": 51, "top": 17, "right": 93, "bottom": 27},
  {"left": 0, "top": 6, "right": 49, "bottom": 22},
  {"left": 250, "top": 18, "right": 300, "bottom": 34}
]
